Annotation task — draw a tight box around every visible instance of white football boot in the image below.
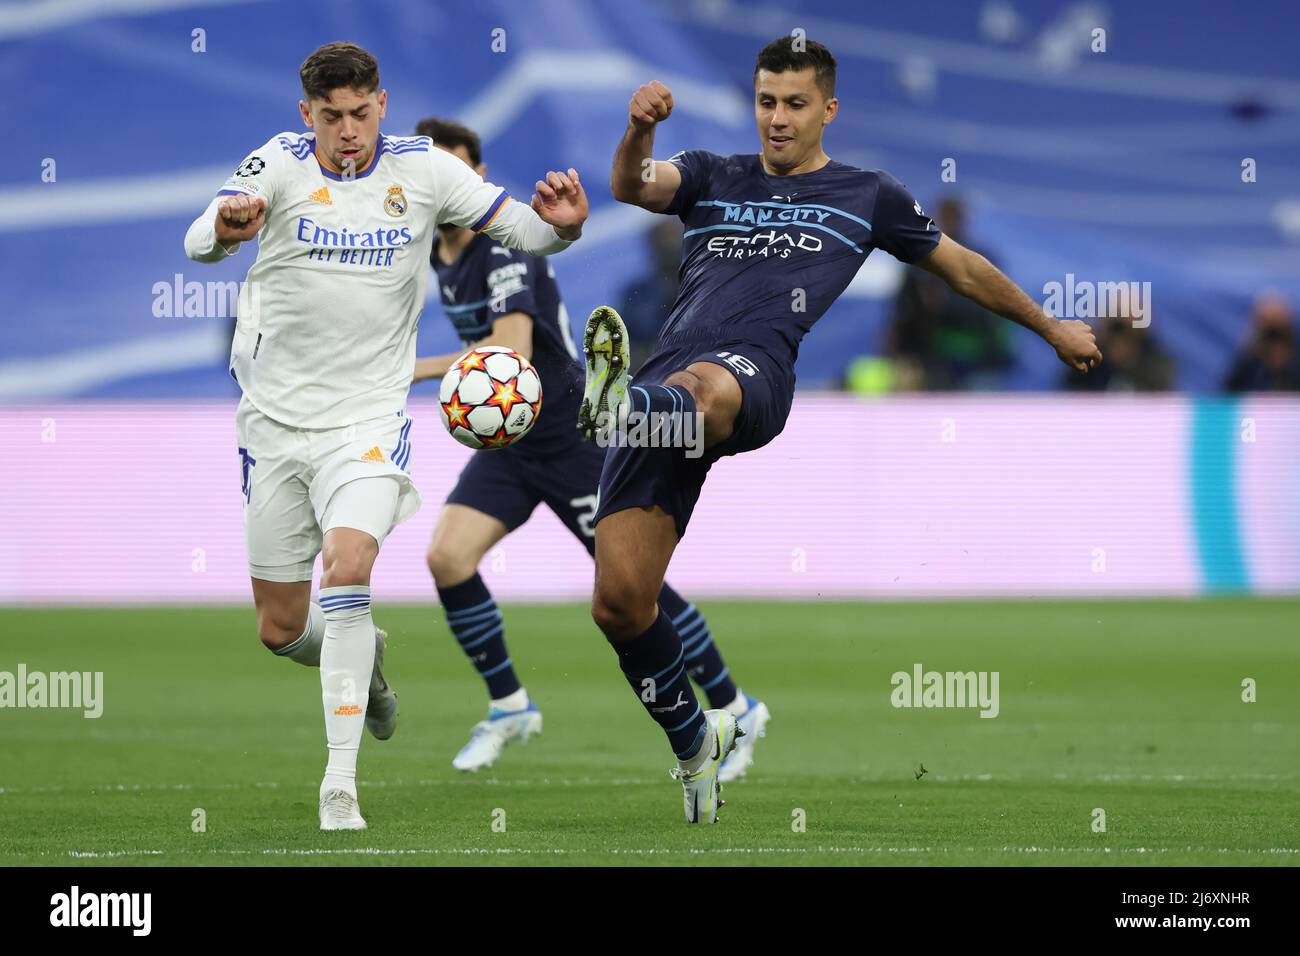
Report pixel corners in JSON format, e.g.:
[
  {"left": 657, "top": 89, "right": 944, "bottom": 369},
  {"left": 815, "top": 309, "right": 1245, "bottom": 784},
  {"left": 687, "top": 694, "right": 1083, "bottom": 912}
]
[
  {"left": 719, "top": 695, "right": 771, "bottom": 782},
  {"left": 577, "top": 306, "right": 631, "bottom": 442},
  {"left": 669, "top": 709, "right": 744, "bottom": 824},
  {"left": 319, "top": 789, "right": 367, "bottom": 830},
  {"left": 452, "top": 700, "right": 543, "bottom": 772},
  {"left": 365, "top": 628, "right": 399, "bottom": 741}
]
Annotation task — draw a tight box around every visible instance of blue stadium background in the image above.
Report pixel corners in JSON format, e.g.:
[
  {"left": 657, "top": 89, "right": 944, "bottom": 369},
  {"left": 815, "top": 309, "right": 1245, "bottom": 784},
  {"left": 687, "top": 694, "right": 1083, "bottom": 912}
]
[{"left": 3, "top": 0, "right": 1298, "bottom": 397}]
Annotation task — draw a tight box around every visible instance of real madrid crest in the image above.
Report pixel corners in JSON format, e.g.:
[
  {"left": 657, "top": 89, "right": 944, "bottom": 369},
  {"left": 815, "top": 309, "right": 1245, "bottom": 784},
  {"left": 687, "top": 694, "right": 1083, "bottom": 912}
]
[{"left": 384, "top": 185, "right": 407, "bottom": 218}]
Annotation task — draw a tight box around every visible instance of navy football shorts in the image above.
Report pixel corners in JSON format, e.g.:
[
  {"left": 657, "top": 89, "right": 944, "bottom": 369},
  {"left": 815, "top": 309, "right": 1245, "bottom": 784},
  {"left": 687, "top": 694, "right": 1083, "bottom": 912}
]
[
  {"left": 446, "top": 425, "right": 603, "bottom": 554},
  {"left": 594, "top": 328, "right": 796, "bottom": 539}
]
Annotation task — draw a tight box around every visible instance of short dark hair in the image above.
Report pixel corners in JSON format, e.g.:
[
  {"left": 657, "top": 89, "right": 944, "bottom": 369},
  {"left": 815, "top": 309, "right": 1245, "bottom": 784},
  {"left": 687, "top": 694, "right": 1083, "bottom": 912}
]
[
  {"left": 754, "top": 35, "right": 836, "bottom": 100},
  {"left": 415, "top": 117, "right": 482, "bottom": 167},
  {"left": 300, "top": 42, "right": 380, "bottom": 101}
]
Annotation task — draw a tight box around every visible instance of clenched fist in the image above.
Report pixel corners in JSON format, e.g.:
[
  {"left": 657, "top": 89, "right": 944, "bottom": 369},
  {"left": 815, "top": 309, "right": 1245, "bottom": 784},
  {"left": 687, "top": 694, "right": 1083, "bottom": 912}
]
[
  {"left": 629, "top": 81, "right": 674, "bottom": 129},
  {"left": 215, "top": 194, "right": 267, "bottom": 244},
  {"left": 1051, "top": 319, "right": 1104, "bottom": 373}
]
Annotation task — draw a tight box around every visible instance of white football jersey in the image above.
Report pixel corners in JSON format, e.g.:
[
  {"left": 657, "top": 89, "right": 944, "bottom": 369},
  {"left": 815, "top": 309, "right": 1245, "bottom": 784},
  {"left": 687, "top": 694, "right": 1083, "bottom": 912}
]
[{"left": 195, "top": 131, "right": 559, "bottom": 428}]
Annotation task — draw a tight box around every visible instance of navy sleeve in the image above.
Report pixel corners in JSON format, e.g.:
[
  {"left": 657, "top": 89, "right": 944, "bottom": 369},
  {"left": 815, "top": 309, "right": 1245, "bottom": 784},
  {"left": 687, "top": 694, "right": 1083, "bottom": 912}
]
[
  {"left": 482, "top": 244, "right": 541, "bottom": 326},
  {"left": 662, "top": 149, "right": 721, "bottom": 219},
  {"left": 871, "top": 172, "right": 941, "bottom": 264}
]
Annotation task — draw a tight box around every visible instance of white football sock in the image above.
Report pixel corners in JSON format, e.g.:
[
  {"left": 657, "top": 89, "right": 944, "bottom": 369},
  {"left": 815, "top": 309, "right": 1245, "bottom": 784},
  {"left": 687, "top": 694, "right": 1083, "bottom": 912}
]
[
  {"left": 273, "top": 602, "right": 326, "bottom": 667},
  {"left": 491, "top": 687, "right": 529, "bottom": 713},
  {"left": 724, "top": 688, "right": 750, "bottom": 717},
  {"left": 319, "top": 585, "right": 376, "bottom": 796}
]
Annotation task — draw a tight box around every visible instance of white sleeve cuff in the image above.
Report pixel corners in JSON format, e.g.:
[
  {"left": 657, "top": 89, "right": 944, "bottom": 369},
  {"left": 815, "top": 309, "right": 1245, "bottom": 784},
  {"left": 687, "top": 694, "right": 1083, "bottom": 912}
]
[{"left": 184, "top": 197, "right": 242, "bottom": 262}]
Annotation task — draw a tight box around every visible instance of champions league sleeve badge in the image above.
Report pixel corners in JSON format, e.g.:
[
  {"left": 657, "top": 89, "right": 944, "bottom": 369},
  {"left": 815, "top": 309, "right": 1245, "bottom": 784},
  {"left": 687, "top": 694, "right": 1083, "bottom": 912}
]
[{"left": 384, "top": 185, "right": 408, "bottom": 217}]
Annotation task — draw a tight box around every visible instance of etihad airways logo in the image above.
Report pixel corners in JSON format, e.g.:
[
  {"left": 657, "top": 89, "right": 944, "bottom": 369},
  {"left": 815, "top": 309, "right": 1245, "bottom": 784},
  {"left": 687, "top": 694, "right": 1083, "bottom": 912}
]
[{"left": 694, "top": 198, "right": 868, "bottom": 259}]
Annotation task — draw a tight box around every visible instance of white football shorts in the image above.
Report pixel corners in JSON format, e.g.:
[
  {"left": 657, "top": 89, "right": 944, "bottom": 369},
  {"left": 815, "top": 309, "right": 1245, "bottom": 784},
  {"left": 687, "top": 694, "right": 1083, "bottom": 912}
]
[{"left": 235, "top": 395, "right": 421, "bottom": 582}]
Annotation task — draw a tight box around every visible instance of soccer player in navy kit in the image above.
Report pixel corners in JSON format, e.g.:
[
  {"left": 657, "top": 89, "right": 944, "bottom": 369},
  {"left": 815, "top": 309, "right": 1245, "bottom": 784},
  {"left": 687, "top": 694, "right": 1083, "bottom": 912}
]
[
  {"left": 411, "top": 119, "right": 769, "bottom": 774},
  {"left": 582, "top": 37, "right": 1103, "bottom": 823}
]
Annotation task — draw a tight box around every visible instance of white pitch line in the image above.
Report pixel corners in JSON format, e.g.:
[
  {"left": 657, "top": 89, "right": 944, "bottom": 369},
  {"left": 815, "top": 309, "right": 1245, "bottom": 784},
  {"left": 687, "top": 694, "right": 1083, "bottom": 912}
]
[
  {"left": 18, "top": 846, "right": 1296, "bottom": 860},
  {"left": 0, "top": 777, "right": 658, "bottom": 796},
  {"left": 3, "top": 771, "right": 1296, "bottom": 797}
]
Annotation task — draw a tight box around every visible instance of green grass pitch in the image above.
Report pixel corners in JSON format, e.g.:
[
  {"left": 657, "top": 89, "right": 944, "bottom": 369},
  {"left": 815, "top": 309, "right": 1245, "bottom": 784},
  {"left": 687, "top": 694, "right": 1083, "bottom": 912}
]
[{"left": 1, "top": 598, "right": 1297, "bottom": 866}]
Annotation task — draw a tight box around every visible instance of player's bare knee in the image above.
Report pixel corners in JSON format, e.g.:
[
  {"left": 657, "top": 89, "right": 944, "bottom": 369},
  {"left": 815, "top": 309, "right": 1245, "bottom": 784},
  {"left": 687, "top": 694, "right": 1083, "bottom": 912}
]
[
  {"left": 256, "top": 611, "right": 303, "bottom": 650},
  {"left": 320, "top": 543, "right": 377, "bottom": 588},
  {"left": 665, "top": 367, "right": 739, "bottom": 446},
  {"left": 592, "top": 579, "right": 655, "bottom": 641},
  {"left": 426, "top": 541, "right": 476, "bottom": 587},
  {"left": 321, "top": 562, "right": 371, "bottom": 588},
  {"left": 591, "top": 592, "right": 634, "bottom": 640},
  {"left": 664, "top": 369, "right": 708, "bottom": 411}
]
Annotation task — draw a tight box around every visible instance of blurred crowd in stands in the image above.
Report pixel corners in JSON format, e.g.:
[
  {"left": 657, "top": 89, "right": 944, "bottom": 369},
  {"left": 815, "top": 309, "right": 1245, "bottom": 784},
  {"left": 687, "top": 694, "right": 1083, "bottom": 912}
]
[{"left": 615, "top": 198, "right": 1300, "bottom": 394}]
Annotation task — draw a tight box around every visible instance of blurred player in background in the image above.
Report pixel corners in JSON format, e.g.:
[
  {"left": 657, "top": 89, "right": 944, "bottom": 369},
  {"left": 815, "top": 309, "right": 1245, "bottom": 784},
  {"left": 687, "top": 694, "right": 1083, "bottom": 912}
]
[
  {"left": 585, "top": 36, "right": 1102, "bottom": 823},
  {"left": 411, "top": 118, "right": 770, "bottom": 777},
  {"left": 183, "top": 42, "right": 587, "bottom": 830},
  {"left": 1224, "top": 292, "right": 1300, "bottom": 392}
]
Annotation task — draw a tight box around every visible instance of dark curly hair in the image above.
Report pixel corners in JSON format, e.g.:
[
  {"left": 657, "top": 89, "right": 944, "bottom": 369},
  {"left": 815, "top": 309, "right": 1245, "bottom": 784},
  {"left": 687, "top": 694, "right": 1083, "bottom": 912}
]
[{"left": 300, "top": 42, "right": 380, "bottom": 101}]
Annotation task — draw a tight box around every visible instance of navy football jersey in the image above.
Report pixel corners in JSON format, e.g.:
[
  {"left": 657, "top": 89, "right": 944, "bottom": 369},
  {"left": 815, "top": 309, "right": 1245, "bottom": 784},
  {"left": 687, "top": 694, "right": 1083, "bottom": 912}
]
[
  {"left": 660, "top": 150, "right": 942, "bottom": 359},
  {"left": 431, "top": 232, "right": 583, "bottom": 448}
]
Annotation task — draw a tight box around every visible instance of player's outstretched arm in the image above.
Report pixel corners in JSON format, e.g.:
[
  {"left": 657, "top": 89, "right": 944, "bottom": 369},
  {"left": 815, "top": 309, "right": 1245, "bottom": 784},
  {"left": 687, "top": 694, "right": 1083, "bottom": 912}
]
[
  {"left": 433, "top": 146, "right": 584, "bottom": 254},
  {"left": 184, "top": 194, "right": 267, "bottom": 263},
  {"left": 476, "top": 182, "right": 585, "bottom": 256},
  {"left": 916, "top": 234, "right": 1103, "bottom": 373},
  {"left": 527, "top": 169, "right": 588, "bottom": 241},
  {"left": 610, "top": 81, "right": 682, "bottom": 212}
]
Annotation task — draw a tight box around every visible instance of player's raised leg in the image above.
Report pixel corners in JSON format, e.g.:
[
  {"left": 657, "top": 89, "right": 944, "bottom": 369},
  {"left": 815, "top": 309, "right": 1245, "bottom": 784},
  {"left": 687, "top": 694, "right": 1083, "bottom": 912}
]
[
  {"left": 579, "top": 306, "right": 743, "bottom": 448},
  {"left": 426, "top": 503, "right": 542, "bottom": 771}
]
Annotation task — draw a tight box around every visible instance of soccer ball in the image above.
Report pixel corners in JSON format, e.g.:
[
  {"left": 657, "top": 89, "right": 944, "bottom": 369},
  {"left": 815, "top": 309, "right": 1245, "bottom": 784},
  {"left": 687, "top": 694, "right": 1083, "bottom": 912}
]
[{"left": 438, "top": 346, "right": 542, "bottom": 449}]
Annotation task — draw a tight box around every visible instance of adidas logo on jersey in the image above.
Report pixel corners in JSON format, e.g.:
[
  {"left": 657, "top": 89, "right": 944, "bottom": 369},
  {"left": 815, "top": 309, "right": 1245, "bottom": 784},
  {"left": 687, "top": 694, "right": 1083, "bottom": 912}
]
[
  {"left": 361, "top": 446, "right": 385, "bottom": 462},
  {"left": 309, "top": 186, "right": 333, "bottom": 205}
]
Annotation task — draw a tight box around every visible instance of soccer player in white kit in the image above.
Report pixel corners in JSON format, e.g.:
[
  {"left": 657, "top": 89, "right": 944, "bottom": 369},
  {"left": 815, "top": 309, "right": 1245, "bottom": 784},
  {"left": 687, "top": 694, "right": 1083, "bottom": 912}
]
[{"left": 183, "top": 42, "right": 588, "bottom": 830}]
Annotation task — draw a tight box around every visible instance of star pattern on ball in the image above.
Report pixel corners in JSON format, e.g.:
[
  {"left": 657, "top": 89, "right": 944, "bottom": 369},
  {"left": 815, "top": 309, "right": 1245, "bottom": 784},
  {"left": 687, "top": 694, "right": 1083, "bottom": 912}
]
[
  {"left": 480, "top": 429, "right": 515, "bottom": 449},
  {"left": 485, "top": 379, "right": 522, "bottom": 417},
  {"left": 458, "top": 351, "right": 487, "bottom": 373},
  {"left": 442, "top": 395, "right": 471, "bottom": 429}
]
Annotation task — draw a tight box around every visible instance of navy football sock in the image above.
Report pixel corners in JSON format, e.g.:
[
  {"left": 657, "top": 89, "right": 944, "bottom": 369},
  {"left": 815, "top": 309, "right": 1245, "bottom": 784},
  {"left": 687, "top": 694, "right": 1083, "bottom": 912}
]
[
  {"left": 609, "top": 607, "right": 706, "bottom": 759},
  {"left": 437, "top": 573, "right": 520, "bottom": 701},
  {"left": 628, "top": 383, "right": 696, "bottom": 445},
  {"left": 657, "top": 585, "right": 737, "bottom": 709}
]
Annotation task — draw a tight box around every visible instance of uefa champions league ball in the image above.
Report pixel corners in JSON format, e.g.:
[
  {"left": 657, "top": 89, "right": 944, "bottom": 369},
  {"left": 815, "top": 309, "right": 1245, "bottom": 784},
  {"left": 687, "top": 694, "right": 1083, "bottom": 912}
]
[{"left": 438, "top": 346, "right": 542, "bottom": 449}]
